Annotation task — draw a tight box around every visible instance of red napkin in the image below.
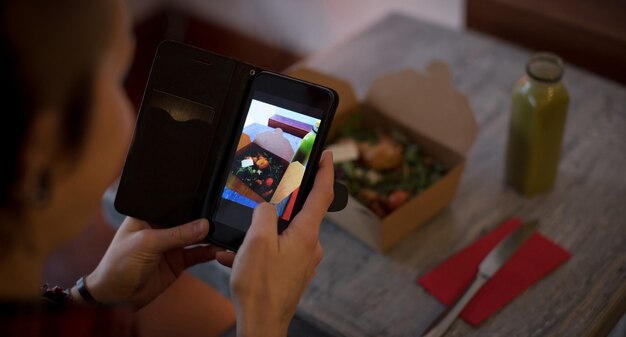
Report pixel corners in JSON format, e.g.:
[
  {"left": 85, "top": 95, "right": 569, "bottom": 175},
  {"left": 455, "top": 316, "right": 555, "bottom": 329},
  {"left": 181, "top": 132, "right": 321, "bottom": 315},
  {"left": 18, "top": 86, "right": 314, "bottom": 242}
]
[{"left": 417, "top": 218, "right": 571, "bottom": 326}]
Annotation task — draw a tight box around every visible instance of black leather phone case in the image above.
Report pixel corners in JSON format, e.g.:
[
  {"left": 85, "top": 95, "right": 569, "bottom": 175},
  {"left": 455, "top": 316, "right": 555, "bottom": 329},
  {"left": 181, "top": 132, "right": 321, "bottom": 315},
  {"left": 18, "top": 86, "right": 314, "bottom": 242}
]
[
  {"left": 115, "top": 41, "right": 262, "bottom": 227},
  {"left": 115, "top": 41, "right": 347, "bottom": 228}
]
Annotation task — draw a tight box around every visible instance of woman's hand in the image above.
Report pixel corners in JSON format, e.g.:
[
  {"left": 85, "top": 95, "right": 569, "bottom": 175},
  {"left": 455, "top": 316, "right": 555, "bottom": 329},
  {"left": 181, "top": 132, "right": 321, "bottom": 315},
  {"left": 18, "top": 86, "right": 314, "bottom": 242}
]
[
  {"left": 76, "top": 217, "right": 223, "bottom": 308},
  {"left": 217, "top": 151, "right": 334, "bottom": 337}
]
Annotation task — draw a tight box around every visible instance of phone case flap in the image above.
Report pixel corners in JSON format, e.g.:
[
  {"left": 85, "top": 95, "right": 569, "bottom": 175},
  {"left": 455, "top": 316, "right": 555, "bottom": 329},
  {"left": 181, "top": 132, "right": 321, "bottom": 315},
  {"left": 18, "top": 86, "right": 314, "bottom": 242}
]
[{"left": 115, "top": 41, "right": 260, "bottom": 226}]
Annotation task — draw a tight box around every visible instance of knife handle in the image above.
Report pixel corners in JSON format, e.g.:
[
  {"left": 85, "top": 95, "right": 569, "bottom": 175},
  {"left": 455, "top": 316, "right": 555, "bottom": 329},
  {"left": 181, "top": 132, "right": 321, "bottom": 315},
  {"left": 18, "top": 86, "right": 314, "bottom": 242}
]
[{"left": 422, "top": 273, "right": 488, "bottom": 337}]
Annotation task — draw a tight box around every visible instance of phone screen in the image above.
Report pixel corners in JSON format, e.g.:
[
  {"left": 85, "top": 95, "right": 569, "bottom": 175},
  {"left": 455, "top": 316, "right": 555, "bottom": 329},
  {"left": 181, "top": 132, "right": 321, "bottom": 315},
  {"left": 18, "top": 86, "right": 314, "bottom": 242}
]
[{"left": 212, "top": 88, "right": 326, "bottom": 233}]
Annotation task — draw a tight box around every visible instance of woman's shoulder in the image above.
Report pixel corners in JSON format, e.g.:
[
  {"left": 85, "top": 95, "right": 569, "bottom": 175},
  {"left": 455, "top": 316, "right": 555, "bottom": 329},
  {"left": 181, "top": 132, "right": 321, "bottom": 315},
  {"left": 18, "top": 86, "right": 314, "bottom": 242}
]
[{"left": 0, "top": 301, "right": 136, "bottom": 337}]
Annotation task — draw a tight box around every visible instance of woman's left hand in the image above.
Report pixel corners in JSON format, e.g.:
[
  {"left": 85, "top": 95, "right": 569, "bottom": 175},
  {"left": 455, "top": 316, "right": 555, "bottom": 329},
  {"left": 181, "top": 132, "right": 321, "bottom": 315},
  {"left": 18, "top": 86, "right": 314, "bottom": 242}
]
[{"left": 77, "top": 217, "right": 225, "bottom": 308}]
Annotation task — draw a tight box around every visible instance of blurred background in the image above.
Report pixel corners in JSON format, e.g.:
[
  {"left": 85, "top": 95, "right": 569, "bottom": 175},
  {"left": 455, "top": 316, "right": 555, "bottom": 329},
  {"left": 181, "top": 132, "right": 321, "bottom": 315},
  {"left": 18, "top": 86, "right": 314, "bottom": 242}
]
[
  {"left": 121, "top": 0, "right": 624, "bottom": 111},
  {"left": 44, "top": 1, "right": 625, "bottom": 336}
]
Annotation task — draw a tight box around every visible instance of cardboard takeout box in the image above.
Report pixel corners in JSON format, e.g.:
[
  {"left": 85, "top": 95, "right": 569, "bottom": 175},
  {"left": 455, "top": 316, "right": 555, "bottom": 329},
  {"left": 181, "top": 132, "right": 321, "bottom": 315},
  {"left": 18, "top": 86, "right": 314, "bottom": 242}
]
[{"left": 289, "top": 63, "right": 478, "bottom": 252}]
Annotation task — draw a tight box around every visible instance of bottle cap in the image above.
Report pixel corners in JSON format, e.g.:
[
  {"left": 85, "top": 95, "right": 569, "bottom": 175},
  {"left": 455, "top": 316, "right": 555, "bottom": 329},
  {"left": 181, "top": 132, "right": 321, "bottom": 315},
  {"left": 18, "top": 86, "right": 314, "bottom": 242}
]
[{"left": 526, "top": 52, "right": 564, "bottom": 83}]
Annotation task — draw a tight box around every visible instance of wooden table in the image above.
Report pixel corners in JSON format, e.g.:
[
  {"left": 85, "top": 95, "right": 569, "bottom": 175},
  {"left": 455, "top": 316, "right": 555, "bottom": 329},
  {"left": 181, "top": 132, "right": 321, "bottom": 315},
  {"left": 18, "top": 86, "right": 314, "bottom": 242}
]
[{"left": 285, "top": 13, "right": 626, "bottom": 337}]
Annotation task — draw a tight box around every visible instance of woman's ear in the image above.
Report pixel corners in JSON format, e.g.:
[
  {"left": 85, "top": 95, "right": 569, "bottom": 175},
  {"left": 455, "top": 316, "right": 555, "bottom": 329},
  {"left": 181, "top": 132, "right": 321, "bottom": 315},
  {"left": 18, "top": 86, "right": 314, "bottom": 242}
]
[{"left": 16, "top": 108, "right": 63, "bottom": 206}]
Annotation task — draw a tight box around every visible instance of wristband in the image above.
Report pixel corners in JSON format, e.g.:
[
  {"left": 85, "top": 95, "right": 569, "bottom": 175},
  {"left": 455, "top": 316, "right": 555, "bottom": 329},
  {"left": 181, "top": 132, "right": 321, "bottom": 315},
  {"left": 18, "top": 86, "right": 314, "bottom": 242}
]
[{"left": 76, "top": 275, "right": 101, "bottom": 305}]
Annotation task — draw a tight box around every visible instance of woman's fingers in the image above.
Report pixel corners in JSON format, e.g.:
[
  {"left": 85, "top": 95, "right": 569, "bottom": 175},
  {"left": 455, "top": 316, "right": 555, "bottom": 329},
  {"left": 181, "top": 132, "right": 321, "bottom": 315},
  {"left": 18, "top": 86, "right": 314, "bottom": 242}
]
[
  {"left": 313, "top": 242, "right": 323, "bottom": 266},
  {"left": 147, "top": 219, "right": 210, "bottom": 252},
  {"left": 243, "top": 203, "right": 279, "bottom": 250},
  {"left": 181, "top": 244, "right": 224, "bottom": 268},
  {"left": 216, "top": 251, "right": 236, "bottom": 268},
  {"left": 289, "top": 151, "right": 334, "bottom": 244},
  {"left": 309, "top": 242, "right": 324, "bottom": 279},
  {"left": 119, "top": 216, "right": 151, "bottom": 232}
]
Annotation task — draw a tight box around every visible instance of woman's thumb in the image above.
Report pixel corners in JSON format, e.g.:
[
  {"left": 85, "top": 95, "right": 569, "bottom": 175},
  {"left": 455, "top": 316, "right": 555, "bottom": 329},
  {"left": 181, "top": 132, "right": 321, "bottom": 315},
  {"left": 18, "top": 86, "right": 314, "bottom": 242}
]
[{"left": 150, "top": 219, "right": 209, "bottom": 252}]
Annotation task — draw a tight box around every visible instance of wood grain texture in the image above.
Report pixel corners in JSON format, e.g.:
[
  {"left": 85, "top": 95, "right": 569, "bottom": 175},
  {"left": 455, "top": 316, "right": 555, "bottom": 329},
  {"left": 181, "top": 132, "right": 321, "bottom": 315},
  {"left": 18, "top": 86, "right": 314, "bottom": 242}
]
[{"left": 288, "top": 13, "right": 626, "bottom": 337}]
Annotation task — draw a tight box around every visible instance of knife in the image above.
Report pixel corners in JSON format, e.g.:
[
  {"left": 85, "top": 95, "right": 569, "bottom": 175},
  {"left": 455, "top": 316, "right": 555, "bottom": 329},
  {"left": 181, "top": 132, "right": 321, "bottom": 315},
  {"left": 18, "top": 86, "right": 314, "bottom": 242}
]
[{"left": 422, "top": 219, "right": 538, "bottom": 337}]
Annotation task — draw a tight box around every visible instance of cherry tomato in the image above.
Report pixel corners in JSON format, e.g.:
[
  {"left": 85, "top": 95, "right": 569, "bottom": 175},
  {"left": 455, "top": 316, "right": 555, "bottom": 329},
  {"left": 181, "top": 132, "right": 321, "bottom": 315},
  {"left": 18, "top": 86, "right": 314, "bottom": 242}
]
[
  {"left": 386, "top": 190, "right": 410, "bottom": 211},
  {"left": 265, "top": 177, "right": 274, "bottom": 186}
]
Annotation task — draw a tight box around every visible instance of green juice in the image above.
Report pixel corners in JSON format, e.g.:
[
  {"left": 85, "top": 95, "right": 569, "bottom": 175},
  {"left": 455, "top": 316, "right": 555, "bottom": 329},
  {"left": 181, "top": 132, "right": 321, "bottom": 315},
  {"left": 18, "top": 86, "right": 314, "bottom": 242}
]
[{"left": 505, "top": 53, "right": 570, "bottom": 196}]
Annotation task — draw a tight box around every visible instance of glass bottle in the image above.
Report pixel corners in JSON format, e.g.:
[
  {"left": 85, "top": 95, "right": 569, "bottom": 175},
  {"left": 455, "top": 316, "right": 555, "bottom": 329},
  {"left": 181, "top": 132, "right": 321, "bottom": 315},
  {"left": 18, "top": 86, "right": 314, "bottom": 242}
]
[
  {"left": 505, "top": 52, "right": 570, "bottom": 196},
  {"left": 292, "top": 121, "right": 319, "bottom": 166}
]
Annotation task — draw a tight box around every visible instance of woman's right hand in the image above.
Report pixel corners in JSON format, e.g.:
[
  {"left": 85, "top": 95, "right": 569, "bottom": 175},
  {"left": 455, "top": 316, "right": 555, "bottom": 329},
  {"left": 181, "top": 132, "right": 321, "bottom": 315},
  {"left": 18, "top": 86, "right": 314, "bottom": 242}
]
[{"left": 216, "top": 151, "right": 334, "bottom": 337}]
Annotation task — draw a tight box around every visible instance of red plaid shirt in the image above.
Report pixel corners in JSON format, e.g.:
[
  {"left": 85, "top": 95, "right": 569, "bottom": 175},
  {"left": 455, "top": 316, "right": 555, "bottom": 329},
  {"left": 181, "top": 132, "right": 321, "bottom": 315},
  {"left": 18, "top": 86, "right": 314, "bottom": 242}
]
[{"left": 0, "top": 302, "right": 137, "bottom": 337}]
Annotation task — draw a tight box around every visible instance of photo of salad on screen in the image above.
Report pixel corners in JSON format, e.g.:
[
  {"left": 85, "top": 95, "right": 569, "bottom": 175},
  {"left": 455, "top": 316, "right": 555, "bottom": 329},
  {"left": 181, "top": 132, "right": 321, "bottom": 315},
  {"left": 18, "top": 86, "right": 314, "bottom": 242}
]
[
  {"left": 222, "top": 99, "right": 320, "bottom": 219},
  {"left": 229, "top": 143, "right": 288, "bottom": 202}
]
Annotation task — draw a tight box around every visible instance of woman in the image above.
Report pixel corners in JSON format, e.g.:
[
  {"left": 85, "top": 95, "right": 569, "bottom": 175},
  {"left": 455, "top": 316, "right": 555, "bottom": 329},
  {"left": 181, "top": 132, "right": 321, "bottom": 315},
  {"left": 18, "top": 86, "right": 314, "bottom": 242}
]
[{"left": 0, "top": 0, "right": 333, "bottom": 336}]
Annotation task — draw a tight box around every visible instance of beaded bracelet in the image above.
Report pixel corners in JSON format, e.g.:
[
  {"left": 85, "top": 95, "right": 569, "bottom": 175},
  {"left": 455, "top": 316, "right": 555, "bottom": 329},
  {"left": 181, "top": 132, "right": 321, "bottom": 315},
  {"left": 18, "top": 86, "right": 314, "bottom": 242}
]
[{"left": 41, "top": 283, "right": 73, "bottom": 305}]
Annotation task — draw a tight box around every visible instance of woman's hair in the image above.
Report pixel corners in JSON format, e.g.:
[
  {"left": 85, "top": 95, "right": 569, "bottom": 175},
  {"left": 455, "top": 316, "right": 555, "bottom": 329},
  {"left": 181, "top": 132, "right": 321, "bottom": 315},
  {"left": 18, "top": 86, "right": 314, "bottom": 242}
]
[
  {"left": 0, "top": 0, "right": 116, "bottom": 207},
  {"left": 0, "top": 0, "right": 116, "bottom": 249}
]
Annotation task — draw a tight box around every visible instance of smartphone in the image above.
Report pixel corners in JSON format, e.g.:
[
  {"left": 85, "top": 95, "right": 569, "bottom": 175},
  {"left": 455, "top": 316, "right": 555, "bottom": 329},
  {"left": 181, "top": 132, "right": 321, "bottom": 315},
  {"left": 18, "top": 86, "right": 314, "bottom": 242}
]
[
  {"left": 208, "top": 72, "right": 338, "bottom": 250},
  {"left": 114, "top": 41, "right": 342, "bottom": 251}
]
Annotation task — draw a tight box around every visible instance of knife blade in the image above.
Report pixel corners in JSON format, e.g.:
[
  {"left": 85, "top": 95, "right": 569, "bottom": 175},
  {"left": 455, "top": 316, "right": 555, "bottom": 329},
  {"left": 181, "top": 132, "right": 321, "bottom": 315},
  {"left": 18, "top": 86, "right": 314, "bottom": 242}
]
[{"left": 422, "top": 219, "right": 538, "bottom": 337}]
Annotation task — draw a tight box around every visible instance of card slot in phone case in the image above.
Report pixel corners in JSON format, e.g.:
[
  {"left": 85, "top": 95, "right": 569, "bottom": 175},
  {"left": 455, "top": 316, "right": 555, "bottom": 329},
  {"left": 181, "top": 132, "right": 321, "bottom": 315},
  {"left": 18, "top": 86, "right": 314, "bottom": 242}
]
[
  {"left": 116, "top": 104, "right": 211, "bottom": 226},
  {"left": 150, "top": 89, "right": 215, "bottom": 123}
]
